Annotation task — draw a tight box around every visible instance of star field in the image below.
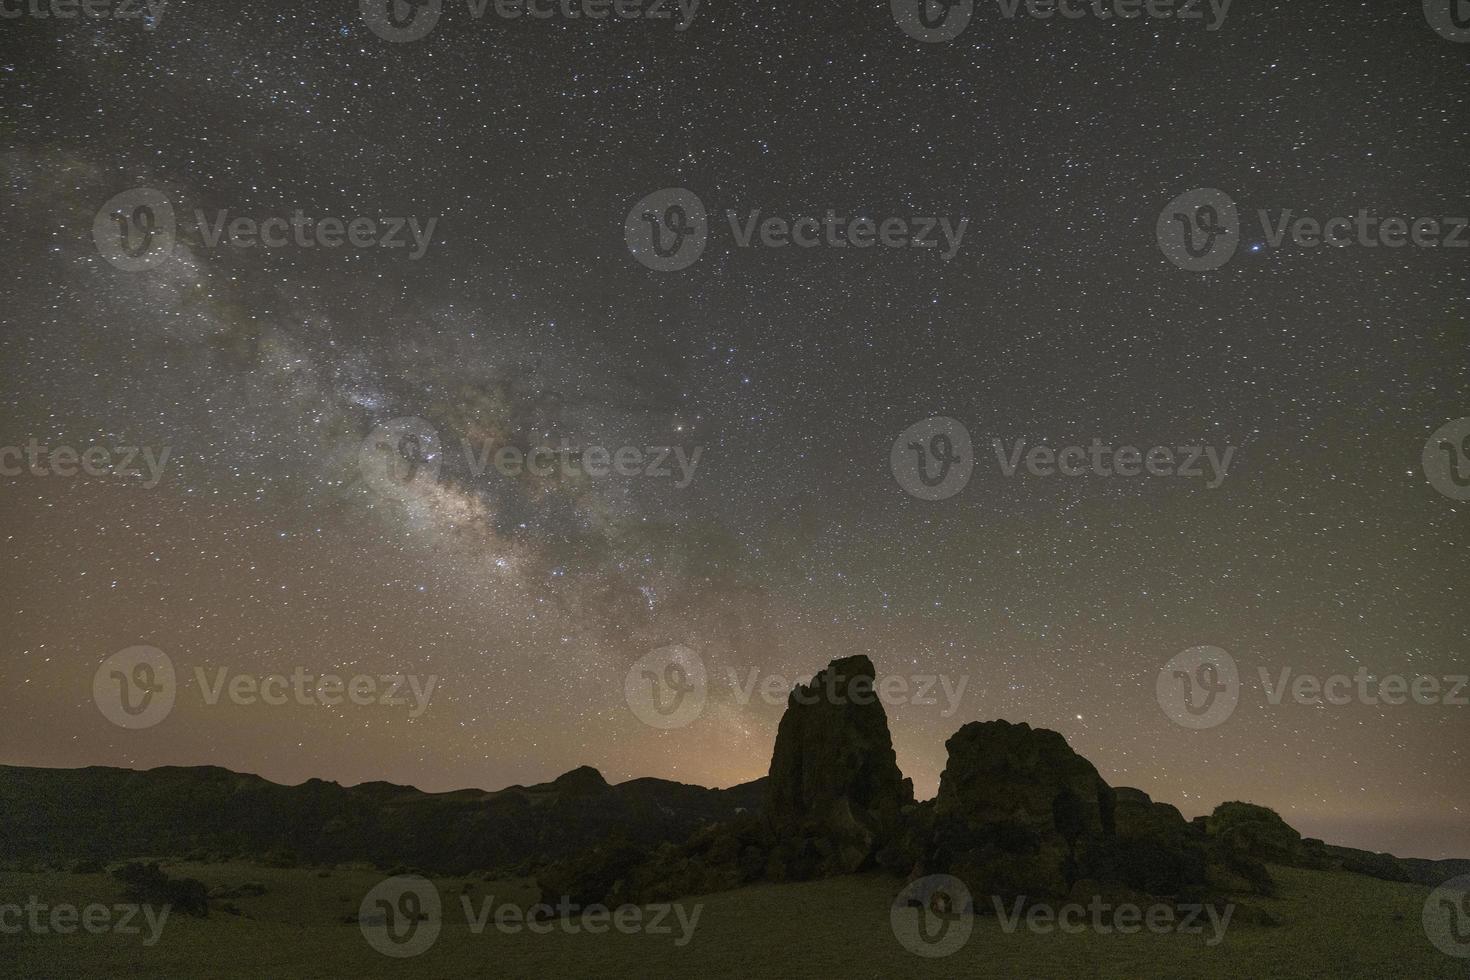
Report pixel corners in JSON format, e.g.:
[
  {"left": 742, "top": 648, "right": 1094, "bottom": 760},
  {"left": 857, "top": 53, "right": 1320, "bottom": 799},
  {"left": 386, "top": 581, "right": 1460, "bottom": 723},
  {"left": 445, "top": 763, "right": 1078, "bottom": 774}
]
[{"left": 1, "top": 0, "right": 1467, "bottom": 859}]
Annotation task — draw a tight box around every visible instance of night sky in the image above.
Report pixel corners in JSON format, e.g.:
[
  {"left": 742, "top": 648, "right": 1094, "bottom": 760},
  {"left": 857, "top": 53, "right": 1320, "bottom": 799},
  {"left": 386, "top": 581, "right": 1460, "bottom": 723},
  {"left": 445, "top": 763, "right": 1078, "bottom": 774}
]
[{"left": 2, "top": 0, "right": 1467, "bottom": 860}]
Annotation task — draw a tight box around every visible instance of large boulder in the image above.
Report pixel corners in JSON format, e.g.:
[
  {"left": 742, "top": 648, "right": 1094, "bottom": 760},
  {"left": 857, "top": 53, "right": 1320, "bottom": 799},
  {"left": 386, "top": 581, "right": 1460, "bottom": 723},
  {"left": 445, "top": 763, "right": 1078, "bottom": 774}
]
[
  {"left": 763, "top": 655, "right": 914, "bottom": 878},
  {"left": 1073, "top": 787, "right": 1210, "bottom": 899},
  {"left": 935, "top": 721, "right": 1115, "bottom": 840},
  {"left": 928, "top": 720, "right": 1116, "bottom": 903}
]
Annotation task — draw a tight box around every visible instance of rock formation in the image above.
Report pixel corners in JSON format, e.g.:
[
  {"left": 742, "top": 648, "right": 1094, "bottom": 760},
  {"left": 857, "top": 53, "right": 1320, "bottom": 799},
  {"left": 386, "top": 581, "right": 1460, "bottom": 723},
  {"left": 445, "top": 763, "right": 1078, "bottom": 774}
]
[
  {"left": 935, "top": 720, "right": 1115, "bottom": 838},
  {"left": 1113, "top": 786, "right": 1190, "bottom": 842},
  {"left": 762, "top": 654, "right": 914, "bottom": 878},
  {"left": 925, "top": 720, "right": 1117, "bottom": 902}
]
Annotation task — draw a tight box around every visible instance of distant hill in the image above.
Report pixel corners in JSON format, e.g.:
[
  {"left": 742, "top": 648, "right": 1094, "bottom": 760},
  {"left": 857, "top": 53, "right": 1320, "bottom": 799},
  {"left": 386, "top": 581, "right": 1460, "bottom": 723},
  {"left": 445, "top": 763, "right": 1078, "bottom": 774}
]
[
  {"left": 1321, "top": 843, "right": 1470, "bottom": 888},
  {"left": 0, "top": 763, "right": 765, "bottom": 875}
]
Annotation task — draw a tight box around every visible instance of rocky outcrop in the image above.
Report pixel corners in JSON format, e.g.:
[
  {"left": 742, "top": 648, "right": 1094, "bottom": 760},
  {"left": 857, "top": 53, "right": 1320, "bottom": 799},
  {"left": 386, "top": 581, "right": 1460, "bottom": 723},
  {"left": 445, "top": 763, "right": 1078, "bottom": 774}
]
[
  {"left": 617, "top": 655, "right": 924, "bottom": 895},
  {"left": 1113, "top": 786, "right": 1190, "bottom": 842},
  {"left": 1071, "top": 787, "right": 1209, "bottom": 900},
  {"left": 926, "top": 720, "right": 1117, "bottom": 902},
  {"left": 763, "top": 655, "right": 915, "bottom": 878},
  {"left": 1207, "top": 801, "right": 1305, "bottom": 865},
  {"left": 935, "top": 721, "right": 1115, "bottom": 839}
]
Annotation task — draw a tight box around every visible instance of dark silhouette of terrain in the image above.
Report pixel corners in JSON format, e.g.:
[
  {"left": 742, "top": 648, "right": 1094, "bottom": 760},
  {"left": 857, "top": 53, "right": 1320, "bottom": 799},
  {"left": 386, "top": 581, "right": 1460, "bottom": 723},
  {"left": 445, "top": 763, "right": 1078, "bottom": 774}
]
[
  {"left": 0, "top": 761, "right": 763, "bottom": 876},
  {"left": 3, "top": 655, "right": 1465, "bottom": 908}
]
